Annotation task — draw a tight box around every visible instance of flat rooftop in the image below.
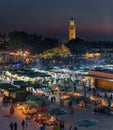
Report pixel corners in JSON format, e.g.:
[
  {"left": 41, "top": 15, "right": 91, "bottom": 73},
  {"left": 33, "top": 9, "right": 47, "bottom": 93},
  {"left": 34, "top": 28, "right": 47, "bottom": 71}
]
[{"left": 88, "top": 69, "right": 113, "bottom": 79}]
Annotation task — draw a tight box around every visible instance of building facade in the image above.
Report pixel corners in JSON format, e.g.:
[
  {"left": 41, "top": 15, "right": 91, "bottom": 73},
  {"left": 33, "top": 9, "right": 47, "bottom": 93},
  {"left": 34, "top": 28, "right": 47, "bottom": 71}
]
[{"left": 88, "top": 70, "right": 113, "bottom": 90}]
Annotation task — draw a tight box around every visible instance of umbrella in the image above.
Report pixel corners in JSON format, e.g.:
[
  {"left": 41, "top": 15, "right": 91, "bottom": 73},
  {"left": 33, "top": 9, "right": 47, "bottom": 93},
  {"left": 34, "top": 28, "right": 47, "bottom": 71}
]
[
  {"left": 26, "top": 102, "right": 39, "bottom": 107},
  {"left": 75, "top": 119, "right": 98, "bottom": 128},
  {"left": 49, "top": 108, "right": 67, "bottom": 115},
  {"left": 27, "top": 98, "right": 51, "bottom": 107},
  {"left": 38, "top": 100, "right": 51, "bottom": 106},
  {"left": 26, "top": 95, "right": 43, "bottom": 101}
]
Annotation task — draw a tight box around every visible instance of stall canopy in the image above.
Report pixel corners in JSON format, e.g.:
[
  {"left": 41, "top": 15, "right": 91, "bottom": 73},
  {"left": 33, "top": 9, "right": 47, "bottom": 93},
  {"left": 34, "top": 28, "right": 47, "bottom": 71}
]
[
  {"left": 13, "top": 80, "right": 25, "bottom": 85},
  {"left": 75, "top": 119, "right": 98, "bottom": 128},
  {"left": 26, "top": 95, "right": 44, "bottom": 101},
  {"left": 38, "top": 100, "right": 51, "bottom": 106},
  {"left": 26, "top": 95, "right": 51, "bottom": 105},
  {"left": 75, "top": 96, "right": 91, "bottom": 104},
  {"left": 49, "top": 108, "right": 67, "bottom": 115}
]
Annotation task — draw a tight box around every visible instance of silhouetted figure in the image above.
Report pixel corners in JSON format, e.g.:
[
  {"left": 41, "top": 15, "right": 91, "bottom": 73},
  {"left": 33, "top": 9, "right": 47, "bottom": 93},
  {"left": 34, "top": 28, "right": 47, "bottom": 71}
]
[
  {"left": 21, "top": 120, "right": 25, "bottom": 130},
  {"left": 69, "top": 125, "right": 73, "bottom": 130},
  {"left": 70, "top": 106, "right": 74, "bottom": 115},
  {"left": 51, "top": 96, "right": 53, "bottom": 103},
  {"left": 110, "top": 94, "right": 112, "bottom": 100},
  {"left": 68, "top": 99, "right": 72, "bottom": 108},
  {"left": 14, "top": 122, "right": 17, "bottom": 130},
  {"left": 74, "top": 126, "right": 78, "bottom": 130},
  {"left": 10, "top": 122, "right": 13, "bottom": 130},
  {"left": 60, "top": 121, "right": 64, "bottom": 130},
  {"left": 53, "top": 96, "right": 56, "bottom": 104},
  {"left": 25, "top": 116, "right": 29, "bottom": 127},
  {"left": 40, "top": 125, "right": 45, "bottom": 130},
  {"left": 43, "top": 123, "right": 45, "bottom": 129},
  {"left": 104, "top": 92, "right": 108, "bottom": 98}
]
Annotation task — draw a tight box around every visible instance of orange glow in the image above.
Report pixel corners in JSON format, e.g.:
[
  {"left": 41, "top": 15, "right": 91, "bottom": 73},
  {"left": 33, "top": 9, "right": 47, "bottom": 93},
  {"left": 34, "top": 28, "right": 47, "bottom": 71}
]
[
  {"left": 24, "top": 50, "right": 30, "bottom": 55},
  {"left": 10, "top": 50, "right": 30, "bottom": 56},
  {"left": 85, "top": 52, "right": 101, "bottom": 58}
]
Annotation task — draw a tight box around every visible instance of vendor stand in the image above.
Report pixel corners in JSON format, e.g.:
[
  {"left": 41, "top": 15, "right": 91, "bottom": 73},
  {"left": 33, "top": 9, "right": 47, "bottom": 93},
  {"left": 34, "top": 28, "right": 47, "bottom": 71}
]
[
  {"left": 33, "top": 113, "right": 56, "bottom": 126},
  {"left": 15, "top": 103, "right": 37, "bottom": 116}
]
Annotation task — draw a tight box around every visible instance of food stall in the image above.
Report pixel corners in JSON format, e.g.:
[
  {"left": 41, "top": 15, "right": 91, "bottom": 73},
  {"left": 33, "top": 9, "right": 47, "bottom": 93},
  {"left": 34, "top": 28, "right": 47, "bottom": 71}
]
[
  {"left": 15, "top": 103, "right": 37, "bottom": 115},
  {"left": 33, "top": 113, "right": 56, "bottom": 126}
]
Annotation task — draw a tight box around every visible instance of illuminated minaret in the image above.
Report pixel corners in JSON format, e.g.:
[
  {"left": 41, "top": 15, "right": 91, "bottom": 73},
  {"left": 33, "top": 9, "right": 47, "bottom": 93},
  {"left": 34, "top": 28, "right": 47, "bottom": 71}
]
[{"left": 69, "top": 17, "right": 76, "bottom": 40}]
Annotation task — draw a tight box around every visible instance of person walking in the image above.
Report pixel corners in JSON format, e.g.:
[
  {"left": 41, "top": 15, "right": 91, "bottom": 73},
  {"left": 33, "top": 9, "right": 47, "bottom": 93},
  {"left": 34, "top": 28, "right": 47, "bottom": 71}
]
[
  {"left": 25, "top": 116, "right": 29, "bottom": 127},
  {"left": 70, "top": 106, "right": 74, "bottom": 115},
  {"left": 53, "top": 96, "right": 56, "bottom": 104},
  {"left": 51, "top": 96, "right": 54, "bottom": 104},
  {"left": 68, "top": 99, "right": 72, "bottom": 109},
  {"left": 60, "top": 121, "right": 64, "bottom": 130},
  {"left": 21, "top": 120, "right": 25, "bottom": 130},
  {"left": 10, "top": 122, "right": 13, "bottom": 130},
  {"left": 14, "top": 122, "right": 17, "bottom": 130},
  {"left": 74, "top": 126, "right": 78, "bottom": 130},
  {"left": 69, "top": 125, "right": 73, "bottom": 130},
  {"left": 42, "top": 123, "right": 45, "bottom": 130},
  {"left": 40, "top": 125, "right": 45, "bottom": 130}
]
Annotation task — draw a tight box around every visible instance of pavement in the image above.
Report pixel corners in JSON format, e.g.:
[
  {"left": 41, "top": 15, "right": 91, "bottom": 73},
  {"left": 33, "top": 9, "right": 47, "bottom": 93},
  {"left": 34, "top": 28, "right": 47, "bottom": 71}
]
[{"left": 1, "top": 93, "right": 113, "bottom": 130}]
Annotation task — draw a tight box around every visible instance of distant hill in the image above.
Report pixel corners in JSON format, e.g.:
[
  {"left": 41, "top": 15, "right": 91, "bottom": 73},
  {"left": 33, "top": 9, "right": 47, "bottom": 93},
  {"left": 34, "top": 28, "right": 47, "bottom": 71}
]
[
  {"left": 65, "top": 38, "right": 88, "bottom": 54},
  {"left": 65, "top": 38, "right": 113, "bottom": 55},
  {"left": 1, "top": 31, "right": 113, "bottom": 56},
  {"left": 7, "top": 31, "right": 59, "bottom": 54}
]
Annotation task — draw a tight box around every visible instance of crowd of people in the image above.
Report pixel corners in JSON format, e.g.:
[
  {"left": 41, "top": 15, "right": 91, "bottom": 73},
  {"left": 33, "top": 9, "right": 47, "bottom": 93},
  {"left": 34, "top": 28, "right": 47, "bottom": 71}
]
[
  {"left": 9, "top": 115, "right": 29, "bottom": 130},
  {"left": 10, "top": 122, "right": 17, "bottom": 130}
]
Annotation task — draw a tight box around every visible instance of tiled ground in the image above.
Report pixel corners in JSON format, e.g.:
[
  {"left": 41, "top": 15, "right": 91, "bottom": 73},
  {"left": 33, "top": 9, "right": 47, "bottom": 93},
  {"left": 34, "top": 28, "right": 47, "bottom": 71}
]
[{"left": 0, "top": 96, "right": 113, "bottom": 130}]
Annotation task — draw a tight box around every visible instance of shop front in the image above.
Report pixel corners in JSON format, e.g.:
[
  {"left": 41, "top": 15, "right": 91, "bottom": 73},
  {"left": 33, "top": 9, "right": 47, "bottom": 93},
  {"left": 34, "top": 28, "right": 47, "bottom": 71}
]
[{"left": 88, "top": 70, "right": 113, "bottom": 90}]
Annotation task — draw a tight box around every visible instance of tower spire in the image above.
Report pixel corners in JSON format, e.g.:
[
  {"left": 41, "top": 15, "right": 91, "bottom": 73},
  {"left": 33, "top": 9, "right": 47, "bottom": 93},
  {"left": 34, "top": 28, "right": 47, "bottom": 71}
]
[{"left": 69, "top": 17, "right": 76, "bottom": 40}]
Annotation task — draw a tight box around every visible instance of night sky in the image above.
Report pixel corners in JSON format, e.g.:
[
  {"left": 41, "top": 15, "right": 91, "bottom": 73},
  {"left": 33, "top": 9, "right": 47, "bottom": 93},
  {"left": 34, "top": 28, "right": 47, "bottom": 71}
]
[{"left": 0, "top": 0, "right": 113, "bottom": 41}]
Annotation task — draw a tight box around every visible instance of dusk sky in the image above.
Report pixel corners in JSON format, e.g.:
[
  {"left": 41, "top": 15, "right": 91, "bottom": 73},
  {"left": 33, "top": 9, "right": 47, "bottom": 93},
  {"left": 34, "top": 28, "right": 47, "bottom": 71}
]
[{"left": 0, "top": 0, "right": 113, "bottom": 41}]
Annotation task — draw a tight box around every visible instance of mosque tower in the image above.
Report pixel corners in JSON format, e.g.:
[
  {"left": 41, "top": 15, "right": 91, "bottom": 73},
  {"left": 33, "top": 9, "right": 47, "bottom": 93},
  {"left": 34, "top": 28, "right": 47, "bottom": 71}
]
[{"left": 69, "top": 17, "right": 76, "bottom": 40}]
